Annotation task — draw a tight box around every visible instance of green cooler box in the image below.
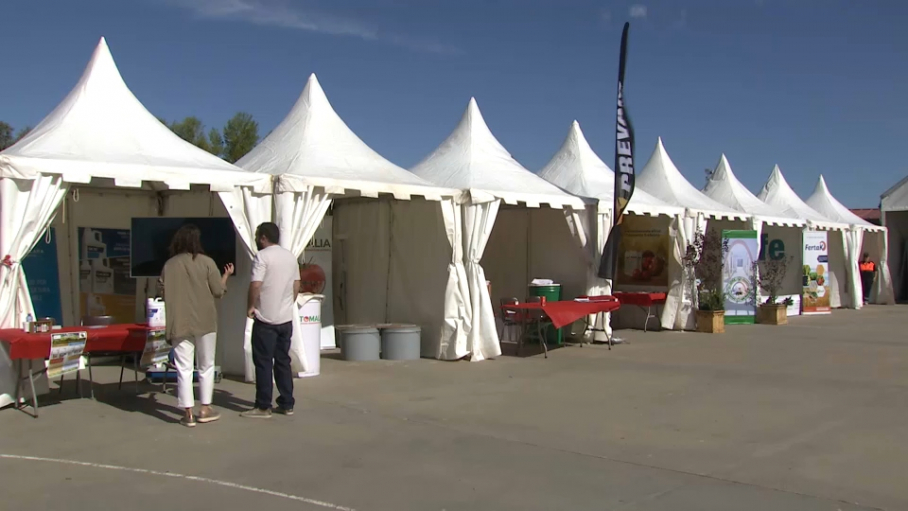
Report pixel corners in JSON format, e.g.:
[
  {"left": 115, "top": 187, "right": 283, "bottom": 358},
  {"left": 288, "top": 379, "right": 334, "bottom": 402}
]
[{"left": 528, "top": 283, "right": 563, "bottom": 346}]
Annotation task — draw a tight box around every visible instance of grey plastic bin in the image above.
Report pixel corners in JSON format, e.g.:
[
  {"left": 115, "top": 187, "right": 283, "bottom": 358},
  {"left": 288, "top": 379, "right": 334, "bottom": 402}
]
[
  {"left": 380, "top": 325, "right": 421, "bottom": 360},
  {"left": 339, "top": 326, "right": 381, "bottom": 361}
]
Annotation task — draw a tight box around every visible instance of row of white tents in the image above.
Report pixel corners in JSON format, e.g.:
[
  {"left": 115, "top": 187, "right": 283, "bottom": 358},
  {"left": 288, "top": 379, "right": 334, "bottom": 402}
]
[
  {"left": 882, "top": 177, "right": 908, "bottom": 301},
  {"left": 0, "top": 39, "right": 895, "bottom": 407}
]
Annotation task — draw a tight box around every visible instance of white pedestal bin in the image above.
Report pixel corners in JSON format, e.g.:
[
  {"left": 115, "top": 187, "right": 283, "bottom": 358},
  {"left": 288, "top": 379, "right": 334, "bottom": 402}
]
[{"left": 296, "top": 294, "right": 324, "bottom": 378}]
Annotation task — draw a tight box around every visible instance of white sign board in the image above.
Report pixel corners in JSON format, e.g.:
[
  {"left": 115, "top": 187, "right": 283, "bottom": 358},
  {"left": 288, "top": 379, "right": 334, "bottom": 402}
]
[{"left": 47, "top": 331, "right": 87, "bottom": 379}]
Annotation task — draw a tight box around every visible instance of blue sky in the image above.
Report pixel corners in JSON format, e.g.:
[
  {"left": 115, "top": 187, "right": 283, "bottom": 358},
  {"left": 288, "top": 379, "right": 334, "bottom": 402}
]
[{"left": 2, "top": 0, "right": 906, "bottom": 207}]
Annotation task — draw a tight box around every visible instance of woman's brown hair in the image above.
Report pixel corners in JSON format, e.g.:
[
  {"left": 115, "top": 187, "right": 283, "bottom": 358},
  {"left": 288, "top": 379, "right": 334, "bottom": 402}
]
[{"left": 169, "top": 224, "right": 204, "bottom": 259}]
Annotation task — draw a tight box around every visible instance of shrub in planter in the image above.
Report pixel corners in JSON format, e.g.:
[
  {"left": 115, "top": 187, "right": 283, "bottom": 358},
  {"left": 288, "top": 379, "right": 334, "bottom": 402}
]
[
  {"left": 754, "top": 257, "right": 793, "bottom": 326},
  {"left": 696, "top": 288, "right": 726, "bottom": 333},
  {"left": 683, "top": 228, "right": 728, "bottom": 333}
]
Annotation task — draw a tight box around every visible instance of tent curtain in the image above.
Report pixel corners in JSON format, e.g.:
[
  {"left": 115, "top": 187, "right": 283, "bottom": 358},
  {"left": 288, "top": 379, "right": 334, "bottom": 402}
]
[
  {"left": 217, "top": 188, "right": 273, "bottom": 381},
  {"left": 463, "top": 199, "right": 502, "bottom": 361},
  {"left": 661, "top": 212, "right": 704, "bottom": 330},
  {"left": 846, "top": 227, "right": 864, "bottom": 309},
  {"left": 0, "top": 175, "right": 68, "bottom": 408},
  {"left": 872, "top": 229, "right": 895, "bottom": 305},
  {"left": 436, "top": 199, "right": 470, "bottom": 359},
  {"left": 565, "top": 205, "right": 611, "bottom": 340},
  {"left": 275, "top": 188, "right": 332, "bottom": 376}
]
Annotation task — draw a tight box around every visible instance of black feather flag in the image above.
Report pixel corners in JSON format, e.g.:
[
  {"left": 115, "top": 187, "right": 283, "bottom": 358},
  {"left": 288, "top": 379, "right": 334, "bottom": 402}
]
[{"left": 598, "top": 22, "right": 636, "bottom": 280}]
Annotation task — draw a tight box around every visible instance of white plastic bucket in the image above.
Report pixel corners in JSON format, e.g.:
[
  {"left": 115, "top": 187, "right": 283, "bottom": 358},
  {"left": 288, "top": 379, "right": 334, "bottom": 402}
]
[
  {"left": 296, "top": 294, "right": 323, "bottom": 377},
  {"left": 146, "top": 298, "right": 166, "bottom": 328}
]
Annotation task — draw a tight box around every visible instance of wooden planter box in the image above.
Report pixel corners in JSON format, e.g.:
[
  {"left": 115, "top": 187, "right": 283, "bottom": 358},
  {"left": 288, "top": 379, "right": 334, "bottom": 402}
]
[
  {"left": 757, "top": 304, "right": 788, "bottom": 325},
  {"left": 696, "top": 310, "right": 725, "bottom": 333}
]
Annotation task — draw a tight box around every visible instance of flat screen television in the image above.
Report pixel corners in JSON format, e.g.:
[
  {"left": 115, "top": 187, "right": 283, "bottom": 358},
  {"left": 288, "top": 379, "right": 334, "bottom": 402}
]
[{"left": 130, "top": 217, "right": 237, "bottom": 278}]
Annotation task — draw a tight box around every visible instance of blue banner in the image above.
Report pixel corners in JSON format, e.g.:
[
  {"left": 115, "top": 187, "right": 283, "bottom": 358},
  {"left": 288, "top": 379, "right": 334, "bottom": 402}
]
[{"left": 22, "top": 227, "right": 63, "bottom": 325}]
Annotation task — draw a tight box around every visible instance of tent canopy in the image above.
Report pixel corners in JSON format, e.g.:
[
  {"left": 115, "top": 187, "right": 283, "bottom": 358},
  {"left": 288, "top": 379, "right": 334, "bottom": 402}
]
[
  {"left": 537, "top": 121, "right": 682, "bottom": 217},
  {"left": 636, "top": 138, "right": 747, "bottom": 220},
  {"left": 411, "top": 98, "right": 584, "bottom": 209},
  {"left": 0, "top": 38, "right": 269, "bottom": 193},
  {"left": 806, "top": 175, "right": 884, "bottom": 232},
  {"left": 703, "top": 154, "right": 805, "bottom": 227},
  {"left": 237, "top": 74, "right": 455, "bottom": 201},
  {"left": 882, "top": 175, "right": 908, "bottom": 212},
  {"left": 757, "top": 165, "right": 847, "bottom": 231}
]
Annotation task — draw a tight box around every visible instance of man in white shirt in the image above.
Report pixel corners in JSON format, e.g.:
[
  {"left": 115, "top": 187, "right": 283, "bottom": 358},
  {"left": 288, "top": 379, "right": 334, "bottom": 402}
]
[{"left": 241, "top": 222, "right": 300, "bottom": 419}]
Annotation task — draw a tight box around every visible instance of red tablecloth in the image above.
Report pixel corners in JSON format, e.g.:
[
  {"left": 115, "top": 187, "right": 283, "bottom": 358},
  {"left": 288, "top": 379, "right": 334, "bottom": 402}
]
[
  {"left": 504, "top": 300, "right": 620, "bottom": 329},
  {"left": 612, "top": 292, "right": 667, "bottom": 307},
  {"left": 0, "top": 324, "right": 150, "bottom": 360}
]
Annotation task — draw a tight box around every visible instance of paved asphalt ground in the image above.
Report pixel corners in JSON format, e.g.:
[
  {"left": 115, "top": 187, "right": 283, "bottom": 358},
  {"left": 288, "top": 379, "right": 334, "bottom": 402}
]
[{"left": 1, "top": 306, "right": 906, "bottom": 510}]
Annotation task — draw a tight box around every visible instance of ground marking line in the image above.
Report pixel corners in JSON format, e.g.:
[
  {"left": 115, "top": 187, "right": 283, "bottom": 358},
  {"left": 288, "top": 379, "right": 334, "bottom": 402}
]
[{"left": 0, "top": 454, "right": 356, "bottom": 511}]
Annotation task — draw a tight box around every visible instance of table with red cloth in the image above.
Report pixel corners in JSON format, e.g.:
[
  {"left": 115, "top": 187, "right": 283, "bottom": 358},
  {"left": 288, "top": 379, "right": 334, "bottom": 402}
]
[
  {"left": 611, "top": 292, "right": 667, "bottom": 332},
  {"left": 502, "top": 298, "right": 621, "bottom": 356},
  {"left": 0, "top": 324, "right": 150, "bottom": 416}
]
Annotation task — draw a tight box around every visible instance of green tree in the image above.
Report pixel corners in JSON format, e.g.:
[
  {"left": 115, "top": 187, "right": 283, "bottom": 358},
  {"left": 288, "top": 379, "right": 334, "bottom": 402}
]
[
  {"left": 14, "top": 126, "right": 32, "bottom": 143},
  {"left": 169, "top": 116, "right": 211, "bottom": 152},
  {"left": 221, "top": 112, "right": 259, "bottom": 163},
  {"left": 0, "top": 121, "right": 14, "bottom": 151},
  {"left": 207, "top": 128, "right": 224, "bottom": 158}
]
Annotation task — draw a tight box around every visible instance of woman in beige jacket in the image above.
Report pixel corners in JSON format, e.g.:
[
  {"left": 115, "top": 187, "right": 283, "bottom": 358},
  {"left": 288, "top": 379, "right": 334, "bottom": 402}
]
[{"left": 159, "top": 224, "right": 233, "bottom": 427}]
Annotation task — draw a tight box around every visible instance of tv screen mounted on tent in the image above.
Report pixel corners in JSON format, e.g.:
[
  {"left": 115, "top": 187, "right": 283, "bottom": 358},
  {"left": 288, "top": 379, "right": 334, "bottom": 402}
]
[{"left": 130, "top": 217, "right": 237, "bottom": 278}]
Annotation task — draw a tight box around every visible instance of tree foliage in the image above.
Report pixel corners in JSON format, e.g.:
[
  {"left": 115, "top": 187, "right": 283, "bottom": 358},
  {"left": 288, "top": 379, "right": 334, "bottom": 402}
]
[
  {"left": 0, "top": 122, "right": 13, "bottom": 151},
  {"left": 0, "top": 122, "right": 34, "bottom": 151},
  {"left": 160, "top": 112, "right": 258, "bottom": 163},
  {"left": 221, "top": 112, "right": 259, "bottom": 163}
]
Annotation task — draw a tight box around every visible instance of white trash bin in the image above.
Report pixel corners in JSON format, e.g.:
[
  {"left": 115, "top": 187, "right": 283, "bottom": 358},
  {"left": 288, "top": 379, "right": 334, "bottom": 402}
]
[{"left": 296, "top": 293, "right": 324, "bottom": 378}]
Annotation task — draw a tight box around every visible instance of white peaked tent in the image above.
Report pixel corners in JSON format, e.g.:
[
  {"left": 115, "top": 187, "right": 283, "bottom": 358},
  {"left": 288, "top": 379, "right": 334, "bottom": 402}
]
[
  {"left": 881, "top": 176, "right": 908, "bottom": 301},
  {"left": 412, "top": 99, "right": 587, "bottom": 358},
  {"left": 757, "top": 166, "right": 846, "bottom": 230},
  {"left": 233, "top": 74, "right": 461, "bottom": 376},
  {"left": 757, "top": 166, "right": 853, "bottom": 308},
  {"left": 637, "top": 139, "right": 749, "bottom": 221},
  {"left": 806, "top": 176, "right": 894, "bottom": 307},
  {"left": 538, "top": 121, "right": 683, "bottom": 336},
  {"left": 636, "top": 138, "right": 748, "bottom": 330},
  {"left": 0, "top": 38, "right": 271, "bottom": 408},
  {"left": 538, "top": 121, "right": 682, "bottom": 217},
  {"left": 704, "top": 155, "right": 805, "bottom": 229}
]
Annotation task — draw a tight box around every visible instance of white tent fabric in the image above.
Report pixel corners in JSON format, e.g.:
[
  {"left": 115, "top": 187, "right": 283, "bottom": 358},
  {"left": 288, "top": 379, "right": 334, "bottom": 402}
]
[
  {"left": 757, "top": 166, "right": 847, "bottom": 231},
  {"left": 437, "top": 201, "right": 471, "bottom": 359},
  {"left": 411, "top": 98, "right": 585, "bottom": 210},
  {"left": 636, "top": 138, "right": 748, "bottom": 221},
  {"left": 217, "top": 189, "right": 272, "bottom": 380},
  {"left": 538, "top": 121, "right": 682, "bottom": 217},
  {"left": 806, "top": 176, "right": 894, "bottom": 306},
  {"left": 462, "top": 201, "right": 502, "bottom": 361},
  {"left": 412, "top": 99, "right": 584, "bottom": 357},
  {"left": 0, "top": 38, "right": 270, "bottom": 193},
  {"left": 0, "top": 176, "right": 67, "bottom": 408},
  {"left": 806, "top": 176, "right": 885, "bottom": 231},
  {"left": 703, "top": 155, "right": 806, "bottom": 227},
  {"left": 239, "top": 73, "right": 451, "bottom": 201},
  {"left": 660, "top": 213, "right": 706, "bottom": 330}
]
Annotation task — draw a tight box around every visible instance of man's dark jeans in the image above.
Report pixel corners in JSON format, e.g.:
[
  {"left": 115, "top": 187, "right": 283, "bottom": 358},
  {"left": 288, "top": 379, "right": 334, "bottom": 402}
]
[{"left": 251, "top": 319, "right": 294, "bottom": 410}]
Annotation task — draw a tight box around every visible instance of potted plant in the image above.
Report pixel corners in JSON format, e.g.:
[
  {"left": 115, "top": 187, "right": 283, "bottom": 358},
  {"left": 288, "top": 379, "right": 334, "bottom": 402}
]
[
  {"left": 683, "top": 228, "right": 728, "bottom": 333},
  {"left": 754, "top": 256, "right": 793, "bottom": 325},
  {"left": 696, "top": 288, "right": 726, "bottom": 333}
]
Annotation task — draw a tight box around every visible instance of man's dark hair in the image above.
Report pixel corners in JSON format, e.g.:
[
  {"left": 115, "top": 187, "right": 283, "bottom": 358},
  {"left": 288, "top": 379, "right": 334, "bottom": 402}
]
[
  {"left": 256, "top": 222, "right": 281, "bottom": 245},
  {"left": 863, "top": 252, "right": 870, "bottom": 258},
  {"left": 170, "top": 224, "right": 204, "bottom": 259}
]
